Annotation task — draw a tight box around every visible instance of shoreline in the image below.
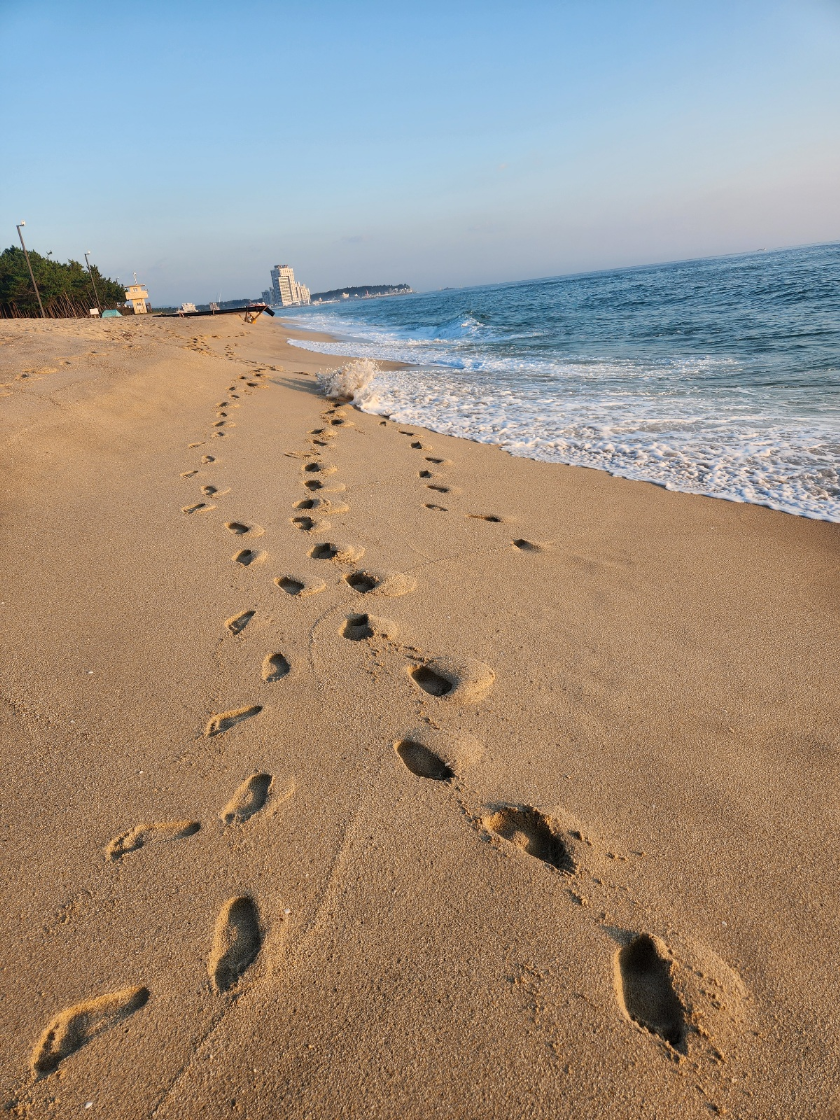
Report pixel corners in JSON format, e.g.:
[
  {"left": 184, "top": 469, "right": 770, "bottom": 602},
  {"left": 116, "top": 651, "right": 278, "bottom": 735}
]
[
  {"left": 274, "top": 311, "right": 839, "bottom": 525},
  {"left": 1, "top": 313, "right": 838, "bottom": 1118}
]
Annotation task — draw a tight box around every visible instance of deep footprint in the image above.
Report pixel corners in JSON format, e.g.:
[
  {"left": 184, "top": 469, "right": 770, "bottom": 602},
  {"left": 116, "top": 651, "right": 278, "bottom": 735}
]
[
  {"left": 344, "top": 571, "right": 378, "bottom": 593},
  {"left": 341, "top": 613, "right": 374, "bottom": 641},
  {"left": 410, "top": 664, "right": 454, "bottom": 696},
  {"left": 262, "top": 652, "right": 290, "bottom": 681},
  {"left": 221, "top": 773, "right": 272, "bottom": 824},
  {"left": 395, "top": 739, "right": 454, "bottom": 781},
  {"left": 209, "top": 897, "right": 262, "bottom": 992},
  {"left": 513, "top": 538, "right": 543, "bottom": 552},
  {"left": 31, "top": 987, "right": 150, "bottom": 1078},
  {"left": 616, "top": 935, "right": 687, "bottom": 1051},
  {"left": 225, "top": 522, "right": 251, "bottom": 535},
  {"left": 106, "top": 820, "right": 200, "bottom": 860},
  {"left": 205, "top": 705, "right": 262, "bottom": 736},
  {"left": 483, "top": 806, "right": 574, "bottom": 872}
]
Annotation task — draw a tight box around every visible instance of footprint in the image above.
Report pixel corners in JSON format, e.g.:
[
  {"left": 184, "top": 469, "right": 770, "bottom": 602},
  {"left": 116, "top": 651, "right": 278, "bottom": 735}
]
[
  {"left": 31, "top": 987, "right": 150, "bottom": 1078},
  {"left": 467, "top": 514, "right": 505, "bottom": 523},
  {"left": 344, "top": 570, "right": 377, "bottom": 593},
  {"left": 425, "top": 456, "right": 452, "bottom": 466},
  {"left": 303, "top": 462, "right": 336, "bottom": 476},
  {"left": 312, "top": 439, "right": 328, "bottom": 447},
  {"left": 232, "top": 549, "right": 267, "bottom": 566},
  {"left": 410, "top": 664, "right": 453, "bottom": 696},
  {"left": 202, "top": 485, "right": 229, "bottom": 497},
  {"left": 408, "top": 656, "right": 494, "bottom": 703},
  {"left": 399, "top": 430, "right": 415, "bottom": 436},
  {"left": 615, "top": 935, "right": 686, "bottom": 1051},
  {"left": 512, "top": 538, "right": 544, "bottom": 552},
  {"left": 427, "top": 485, "right": 449, "bottom": 493},
  {"left": 209, "top": 897, "right": 262, "bottom": 992},
  {"left": 180, "top": 470, "right": 198, "bottom": 478},
  {"left": 225, "top": 522, "right": 253, "bottom": 535},
  {"left": 262, "top": 653, "right": 290, "bottom": 681},
  {"left": 221, "top": 773, "right": 273, "bottom": 824},
  {"left": 410, "top": 441, "right": 425, "bottom": 449},
  {"left": 309, "top": 542, "right": 364, "bottom": 563},
  {"left": 274, "top": 575, "right": 326, "bottom": 598},
  {"left": 343, "top": 569, "right": 415, "bottom": 597},
  {"left": 482, "top": 806, "right": 574, "bottom": 871},
  {"left": 201, "top": 455, "right": 216, "bottom": 464},
  {"left": 226, "top": 610, "right": 255, "bottom": 634},
  {"left": 205, "top": 705, "right": 262, "bottom": 737},
  {"left": 291, "top": 516, "right": 320, "bottom": 532},
  {"left": 188, "top": 441, "right": 205, "bottom": 449},
  {"left": 394, "top": 739, "right": 453, "bottom": 781},
  {"left": 308, "top": 428, "right": 325, "bottom": 435},
  {"left": 425, "top": 504, "right": 447, "bottom": 512},
  {"left": 304, "top": 479, "right": 323, "bottom": 491},
  {"left": 340, "top": 613, "right": 396, "bottom": 641},
  {"left": 106, "top": 820, "right": 200, "bottom": 860},
  {"left": 183, "top": 502, "right": 215, "bottom": 514},
  {"left": 418, "top": 470, "right": 433, "bottom": 479}
]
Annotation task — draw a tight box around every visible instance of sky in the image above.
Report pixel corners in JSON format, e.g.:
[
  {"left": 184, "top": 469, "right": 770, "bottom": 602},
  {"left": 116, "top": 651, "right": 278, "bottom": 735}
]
[{"left": 1, "top": 0, "right": 839, "bottom": 305}]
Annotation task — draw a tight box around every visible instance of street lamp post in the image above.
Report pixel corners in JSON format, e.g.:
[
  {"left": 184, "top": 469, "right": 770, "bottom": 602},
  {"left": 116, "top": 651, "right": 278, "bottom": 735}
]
[
  {"left": 16, "top": 222, "right": 46, "bottom": 318},
  {"left": 85, "top": 251, "right": 102, "bottom": 312}
]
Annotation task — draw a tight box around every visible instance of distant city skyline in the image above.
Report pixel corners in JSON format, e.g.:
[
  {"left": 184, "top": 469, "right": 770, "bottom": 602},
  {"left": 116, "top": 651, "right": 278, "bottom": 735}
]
[{"left": 1, "top": 1, "right": 838, "bottom": 306}]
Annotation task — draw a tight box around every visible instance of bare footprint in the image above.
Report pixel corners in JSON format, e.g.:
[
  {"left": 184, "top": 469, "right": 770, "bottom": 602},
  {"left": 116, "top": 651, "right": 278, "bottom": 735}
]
[
  {"left": 221, "top": 773, "right": 273, "bottom": 824},
  {"left": 106, "top": 820, "right": 200, "bottom": 860},
  {"left": 408, "top": 656, "right": 494, "bottom": 703},
  {"left": 180, "top": 470, "right": 198, "bottom": 478},
  {"left": 226, "top": 610, "right": 255, "bottom": 634},
  {"left": 232, "top": 549, "right": 267, "bottom": 566},
  {"left": 425, "top": 503, "right": 447, "bottom": 512},
  {"left": 209, "top": 897, "right": 262, "bottom": 992},
  {"left": 205, "top": 705, "right": 262, "bottom": 737},
  {"left": 274, "top": 575, "right": 326, "bottom": 598},
  {"left": 467, "top": 514, "right": 505, "bottom": 523},
  {"left": 182, "top": 502, "right": 215, "bottom": 514},
  {"left": 340, "top": 613, "right": 396, "bottom": 641},
  {"left": 394, "top": 739, "right": 453, "bottom": 781},
  {"left": 512, "top": 538, "right": 545, "bottom": 552},
  {"left": 482, "top": 806, "right": 574, "bottom": 872},
  {"left": 309, "top": 541, "right": 364, "bottom": 563},
  {"left": 615, "top": 935, "right": 686, "bottom": 1051},
  {"left": 31, "top": 987, "right": 149, "bottom": 1078},
  {"left": 262, "top": 652, "right": 290, "bottom": 681},
  {"left": 343, "top": 569, "right": 416, "bottom": 596}
]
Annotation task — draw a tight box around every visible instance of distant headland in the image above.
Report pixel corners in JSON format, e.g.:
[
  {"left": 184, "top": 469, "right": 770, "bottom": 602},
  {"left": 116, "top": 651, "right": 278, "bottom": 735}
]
[{"left": 310, "top": 284, "right": 413, "bottom": 305}]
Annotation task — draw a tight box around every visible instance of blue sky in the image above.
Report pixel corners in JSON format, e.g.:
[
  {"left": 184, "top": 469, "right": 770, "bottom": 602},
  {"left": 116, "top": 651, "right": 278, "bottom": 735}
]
[{"left": 1, "top": 0, "right": 839, "bottom": 304}]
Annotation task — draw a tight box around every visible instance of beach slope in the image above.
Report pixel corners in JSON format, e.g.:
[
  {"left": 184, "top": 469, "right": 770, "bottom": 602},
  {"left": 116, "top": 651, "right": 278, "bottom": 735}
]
[{"left": 1, "top": 314, "right": 838, "bottom": 1118}]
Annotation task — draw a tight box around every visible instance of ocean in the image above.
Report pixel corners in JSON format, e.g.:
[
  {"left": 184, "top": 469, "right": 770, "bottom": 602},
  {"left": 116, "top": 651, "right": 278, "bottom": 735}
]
[{"left": 280, "top": 243, "right": 840, "bottom": 522}]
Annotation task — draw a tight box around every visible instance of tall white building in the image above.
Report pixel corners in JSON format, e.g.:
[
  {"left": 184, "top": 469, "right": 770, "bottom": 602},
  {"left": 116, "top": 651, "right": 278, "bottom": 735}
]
[{"left": 270, "top": 264, "right": 311, "bottom": 307}]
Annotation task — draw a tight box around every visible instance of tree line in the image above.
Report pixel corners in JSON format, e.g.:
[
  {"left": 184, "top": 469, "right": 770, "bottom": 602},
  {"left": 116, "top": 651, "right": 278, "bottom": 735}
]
[{"left": 0, "top": 246, "right": 127, "bottom": 318}]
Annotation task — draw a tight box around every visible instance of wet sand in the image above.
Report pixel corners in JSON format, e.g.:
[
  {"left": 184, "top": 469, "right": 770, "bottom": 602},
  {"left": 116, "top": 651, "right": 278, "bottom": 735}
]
[{"left": 1, "top": 312, "right": 838, "bottom": 1118}]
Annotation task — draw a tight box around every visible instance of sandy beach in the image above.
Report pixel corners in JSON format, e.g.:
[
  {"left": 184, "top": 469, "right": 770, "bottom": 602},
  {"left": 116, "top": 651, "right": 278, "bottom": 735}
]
[{"left": 1, "top": 312, "right": 838, "bottom": 1119}]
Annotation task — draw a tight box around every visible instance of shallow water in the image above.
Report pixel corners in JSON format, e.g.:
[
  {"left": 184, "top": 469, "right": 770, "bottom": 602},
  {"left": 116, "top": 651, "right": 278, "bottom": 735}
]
[{"left": 282, "top": 243, "right": 840, "bottom": 521}]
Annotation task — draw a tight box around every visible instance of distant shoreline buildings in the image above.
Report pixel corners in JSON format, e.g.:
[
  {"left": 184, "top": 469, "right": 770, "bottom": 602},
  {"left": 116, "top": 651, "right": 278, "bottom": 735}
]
[{"left": 264, "top": 264, "right": 310, "bottom": 308}]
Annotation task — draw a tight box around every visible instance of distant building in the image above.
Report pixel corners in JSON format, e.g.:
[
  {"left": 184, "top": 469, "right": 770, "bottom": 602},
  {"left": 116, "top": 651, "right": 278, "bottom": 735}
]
[
  {"left": 261, "top": 289, "right": 273, "bottom": 306},
  {"left": 270, "top": 264, "right": 311, "bottom": 307},
  {"left": 125, "top": 281, "right": 149, "bottom": 314}
]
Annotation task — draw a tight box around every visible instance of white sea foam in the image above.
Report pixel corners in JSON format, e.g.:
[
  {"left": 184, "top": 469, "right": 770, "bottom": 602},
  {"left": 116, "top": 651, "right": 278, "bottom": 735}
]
[{"left": 304, "top": 350, "right": 840, "bottom": 522}]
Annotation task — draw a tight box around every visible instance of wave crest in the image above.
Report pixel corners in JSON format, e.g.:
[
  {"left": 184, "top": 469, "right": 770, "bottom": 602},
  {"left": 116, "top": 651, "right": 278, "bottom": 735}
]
[{"left": 317, "top": 358, "right": 380, "bottom": 403}]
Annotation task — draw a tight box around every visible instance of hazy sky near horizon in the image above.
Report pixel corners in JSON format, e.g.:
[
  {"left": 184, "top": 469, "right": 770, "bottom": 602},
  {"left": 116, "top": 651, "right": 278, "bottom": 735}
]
[{"left": 2, "top": 0, "right": 839, "bottom": 304}]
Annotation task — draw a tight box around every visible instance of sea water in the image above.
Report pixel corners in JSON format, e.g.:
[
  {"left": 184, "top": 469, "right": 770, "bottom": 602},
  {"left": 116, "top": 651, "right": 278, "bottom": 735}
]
[{"left": 281, "top": 243, "right": 840, "bottom": 521}]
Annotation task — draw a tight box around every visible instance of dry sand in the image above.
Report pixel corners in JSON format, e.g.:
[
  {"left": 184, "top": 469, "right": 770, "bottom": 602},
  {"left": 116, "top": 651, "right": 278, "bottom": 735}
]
[{"left": 1, "top": 312, "right": 838, "bottom": 1119}]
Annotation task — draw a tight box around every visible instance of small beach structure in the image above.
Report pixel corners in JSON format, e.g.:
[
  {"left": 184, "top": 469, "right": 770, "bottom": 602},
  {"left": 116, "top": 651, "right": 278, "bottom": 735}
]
[{"left": 125, "top": 279, "right": 149, "bottom": 314}]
